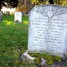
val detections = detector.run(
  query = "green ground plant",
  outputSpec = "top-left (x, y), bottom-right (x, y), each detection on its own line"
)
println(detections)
top-left (30, 53), bottom-right (61, 65)
top-left (0, 14), bottom-right (62, 67)
top-left (0, 14), bottom-right (29, 67)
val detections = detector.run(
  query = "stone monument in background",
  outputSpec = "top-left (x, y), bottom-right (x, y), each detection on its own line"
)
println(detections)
top-left (14, 12), bottom-right (22, 23)
top-left (0, 11), bottom-right (3, 22)
top-left (28, 4), bottom-right (67, 57)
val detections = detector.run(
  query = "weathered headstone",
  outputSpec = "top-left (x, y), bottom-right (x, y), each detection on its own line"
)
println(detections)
top-left (14, 12), bottom-right (22, 23)
top-left (28, 4), bottom-right (67, 57)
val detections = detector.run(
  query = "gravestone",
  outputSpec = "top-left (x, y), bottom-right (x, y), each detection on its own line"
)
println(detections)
top-left (14, 12), bottom-right (22, 23)
top-left (28, 4), bottom-right (67, 57)
top-left (0, 11), bottom-right (3, 22)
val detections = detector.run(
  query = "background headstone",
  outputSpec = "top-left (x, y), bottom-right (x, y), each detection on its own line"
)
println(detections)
top-left (14, 12), bottom-right (22, 23)
top-left (28, 4), bottom-right (67, 57)
top-left (0, 11), bottom-right (3, 22)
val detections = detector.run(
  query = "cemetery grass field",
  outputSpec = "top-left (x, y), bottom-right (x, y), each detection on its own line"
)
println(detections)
top-left (0, 14), bottom-right (62, 67)
top-left (0, 14), bottom-right (31, 67)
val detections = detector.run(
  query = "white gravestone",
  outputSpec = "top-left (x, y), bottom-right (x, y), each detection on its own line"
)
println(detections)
top-left (14, 12), bottom-right (22, 23)
top-left (28, 4), bottom-right (67, 57)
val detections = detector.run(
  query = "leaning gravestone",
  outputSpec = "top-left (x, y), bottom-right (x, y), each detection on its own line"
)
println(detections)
top-left (28, 4), bottom-right (67, 57)
top-left (14, 12), bottom-right (22, 23)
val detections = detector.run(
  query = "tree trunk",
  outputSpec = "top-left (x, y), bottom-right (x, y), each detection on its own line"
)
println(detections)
top-left (24, 0), bottom-right (27, 13)
top-left (49, 0), bottom-right (54, 4)
top-left (16, 0), bottom-right (28, 13)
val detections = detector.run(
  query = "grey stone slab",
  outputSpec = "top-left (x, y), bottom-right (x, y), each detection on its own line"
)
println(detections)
top-left (28, 4), bottom-right (67, 57)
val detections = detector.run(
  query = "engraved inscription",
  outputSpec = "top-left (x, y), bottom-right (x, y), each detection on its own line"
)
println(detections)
top-left (28, 5), bottom-right (67, 56)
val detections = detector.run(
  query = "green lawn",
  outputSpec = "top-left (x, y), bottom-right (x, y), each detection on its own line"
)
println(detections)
top-left (0, 15), bottom-right (62, 67)
top-left (0, 14), bottom-right (29, 67)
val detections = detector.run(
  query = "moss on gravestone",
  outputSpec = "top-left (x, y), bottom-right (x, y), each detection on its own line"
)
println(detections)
top-left (34, 57), bottom-right (41, 65)
top-left (29, 53), bottom-right (62, 65)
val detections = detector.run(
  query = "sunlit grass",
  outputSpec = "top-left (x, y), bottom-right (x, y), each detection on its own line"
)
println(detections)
top-left (3, 20), bottom-right (14, 25)
top-left (23, 20), bottom-right (29, 25)
top-left (0, 14), bottom-right (29, 66)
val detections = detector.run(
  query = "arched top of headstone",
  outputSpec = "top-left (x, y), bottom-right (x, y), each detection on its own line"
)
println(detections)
top-left (30, 4), bottom-right (67, 18)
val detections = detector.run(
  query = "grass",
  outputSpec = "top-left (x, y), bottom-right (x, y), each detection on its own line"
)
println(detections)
top-left (0, 14), bottom-right (30, 67)
top-left (0, 14), bottom-right (61, 67)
